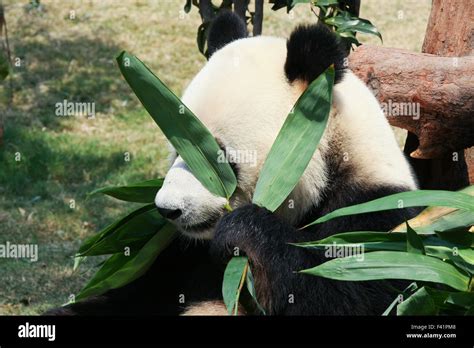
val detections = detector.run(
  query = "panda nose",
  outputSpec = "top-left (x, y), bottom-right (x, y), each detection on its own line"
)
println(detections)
top-left (157, 207), bottom-right (182, 220)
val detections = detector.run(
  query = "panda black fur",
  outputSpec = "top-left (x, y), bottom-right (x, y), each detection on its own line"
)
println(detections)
top-left (45, 12), bottom-right (419, 316)
top-left (285, 23), bottom-right (347, 84)
top-left (207, 10), bottom-right (248, 57)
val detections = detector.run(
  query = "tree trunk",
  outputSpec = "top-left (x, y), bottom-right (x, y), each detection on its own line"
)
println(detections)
top-left (407, 0), bottom-right (472, 190)
top-left (422, 0), bottom-right (473, 56)
top-left (198, 0), bottom-right (214, 23)
top-left (253, 0), bottom-right (264, 36)
top-left (233, 0), bottom-right (249, 23)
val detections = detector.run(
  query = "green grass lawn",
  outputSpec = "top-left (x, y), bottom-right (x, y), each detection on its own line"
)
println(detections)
top-left (0, 0), bottom-right (430, 315)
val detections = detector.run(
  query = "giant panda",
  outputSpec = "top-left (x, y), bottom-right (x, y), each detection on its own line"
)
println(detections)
top-left (47, 11), bottom-right (419, 316)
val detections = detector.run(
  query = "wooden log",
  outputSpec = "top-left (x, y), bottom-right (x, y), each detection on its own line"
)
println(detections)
top-left (349, 45), bottom-right (474, 159)
top-left (349, 0), bottom-right (473, 189)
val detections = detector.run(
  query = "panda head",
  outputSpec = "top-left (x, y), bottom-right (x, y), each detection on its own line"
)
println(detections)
top-left (155, 12), bottom-right (347, 239)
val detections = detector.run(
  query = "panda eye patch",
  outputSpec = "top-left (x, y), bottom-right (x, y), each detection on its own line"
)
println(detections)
top-left (215, 138), bottom-right (239, 178)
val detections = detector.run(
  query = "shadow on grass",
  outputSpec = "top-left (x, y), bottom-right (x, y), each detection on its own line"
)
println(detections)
top-left (0, 10), bottom-right (162, 315)
top-left (0, 125), bottom-right (127, 200)
top-left (6, 34), bottom-right (130, 129)
top-left (0, 241), bottom-right (107, 315)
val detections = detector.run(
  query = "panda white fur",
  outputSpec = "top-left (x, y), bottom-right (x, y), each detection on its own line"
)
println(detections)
top-left (47, 12), bottom-right (418, 316)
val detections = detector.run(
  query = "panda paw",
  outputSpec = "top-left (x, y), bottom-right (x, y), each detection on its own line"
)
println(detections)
top-left (210, 203), bottom-right (291, 264)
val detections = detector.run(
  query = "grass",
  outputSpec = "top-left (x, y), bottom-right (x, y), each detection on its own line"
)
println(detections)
top-left (0, 0), bottom-right (431, 315)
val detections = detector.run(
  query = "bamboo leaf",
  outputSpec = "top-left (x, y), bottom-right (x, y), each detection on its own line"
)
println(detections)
top-left (89, 179), bottom-right (164, 203)
top-left (184, 0), bottom-right (192, 13)
top-left (300, 251), bottom-right (471, 291)
top-left (294, 229), bottom-right (471, 252)
top-left (305, 190), bottom-right (474, 228)
top-left (76, 223), bottom-right (176, 301)
top-left (290, 0), bottom-right (312, 6)
top-left (397, 287), bottom-right (439, 315)
top-left (222, 256), bottom-right (248, 315)
top-left (435, 227), bottom-right (473, 247)
top-left (246, 265), bottom-right (266, 315)
top-left (397, 286), bottom-right (474, 315)
top-left (253, 66), bottom-right (334, 212)
top-left (81, 210), bottom-right (166, 256)
top-left (293, 231), bottom-right (407, 252)
top-left (394, 209), bottom-right (474, 234)
top-left (406, 223), bottom-right (425, 255)
top-left (391, 186), bottom-right (474, 233)
top-left (116, 51), bottom-right (236, 199)
top-left (295, 231), bottom-right (474, 274)
top-left (325, 13), bottom-right (382, 42)
top-left (78, 204), bottom-right (164, 256)
top-left (382, 282), bottom-right (418, 316)
top-left (314, 0), bottom-right (339, 6)
top-left (412, 210), bottom-right (474, 235)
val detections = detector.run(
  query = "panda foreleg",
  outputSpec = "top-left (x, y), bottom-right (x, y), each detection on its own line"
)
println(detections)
top-left (210, 203), bottom-right (329, 315)
top-left (210, 203), bottom-right (401, 315)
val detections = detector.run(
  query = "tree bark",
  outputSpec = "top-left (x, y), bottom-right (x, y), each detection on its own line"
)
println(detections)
top-left (422, 0), bottom-right (473, 56)
top-left (350, 0), bottom-right (473, 190)
top-left (411, 0), bottom-right (473, 189)
top-left (349, 46), bottom-right (474, 159)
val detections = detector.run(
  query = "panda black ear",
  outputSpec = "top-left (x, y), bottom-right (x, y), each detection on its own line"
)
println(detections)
top-left (284, 23), bottom-right (347, 84)
top-left (207, 11), bottom-right (248, 58)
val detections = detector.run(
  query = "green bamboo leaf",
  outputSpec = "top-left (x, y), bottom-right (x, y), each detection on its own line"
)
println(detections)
top-left (325, 13), bottom-right (382, 42)
top-left (314, 0), bottom-right (339, 6)
top-left (293, 231), bottom-right (407, 252)
top-left (391, 186), bottom-right (474, 234)
top-left (89, 179), bottom-right (164, 203)
top-left (448, 251), bottom-right (474, 275)
top-left (414, 210), bottom-right (474, 235)
top-left (397, 287), bottom-right (439, 315)
top-left (290, 0), bottom-right (311, 6)
top-left (253, 66), bottom-right (334, 212)
top-left (466, 306), bottom-right (474, 315)
top-left (78, 204), bottom-right (162, 256)
top-left (305, 190), bottom-right (474, 228)
top-left (392, 208), bottom-right (474, 234)
top-left (397, 286), bottom-right (474, 315)
top-left (81, 209), bottom-right (166, 256)
top-left (116, 51), bottom-right (236, 199)
top-left (435, 227), bottom-right (473, 247)
top-left (406, 223), bottom-right (425, 255)
top-left (293, 230), bottom-right (473, 265)
top-left (300, 251), bottom-right (470, 291)
top-left (222, 256), bottom-right (248, 315)
top-left (76, 223), bottom-right (176, 301)
top-left (458, 249), bottom-right (474, 266)
top-left (336, 31), bottom-right (361, 46)
top-left (184, 0), bottom-right (192, 13)
top-left (382, 282), bottom-right (418, 316)
top-left (246, 265), bottom-right (266, 315)
top-left (446, 291), bottom-right (474, 309)
top-left (197, 22), bottom-right (211, 58)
